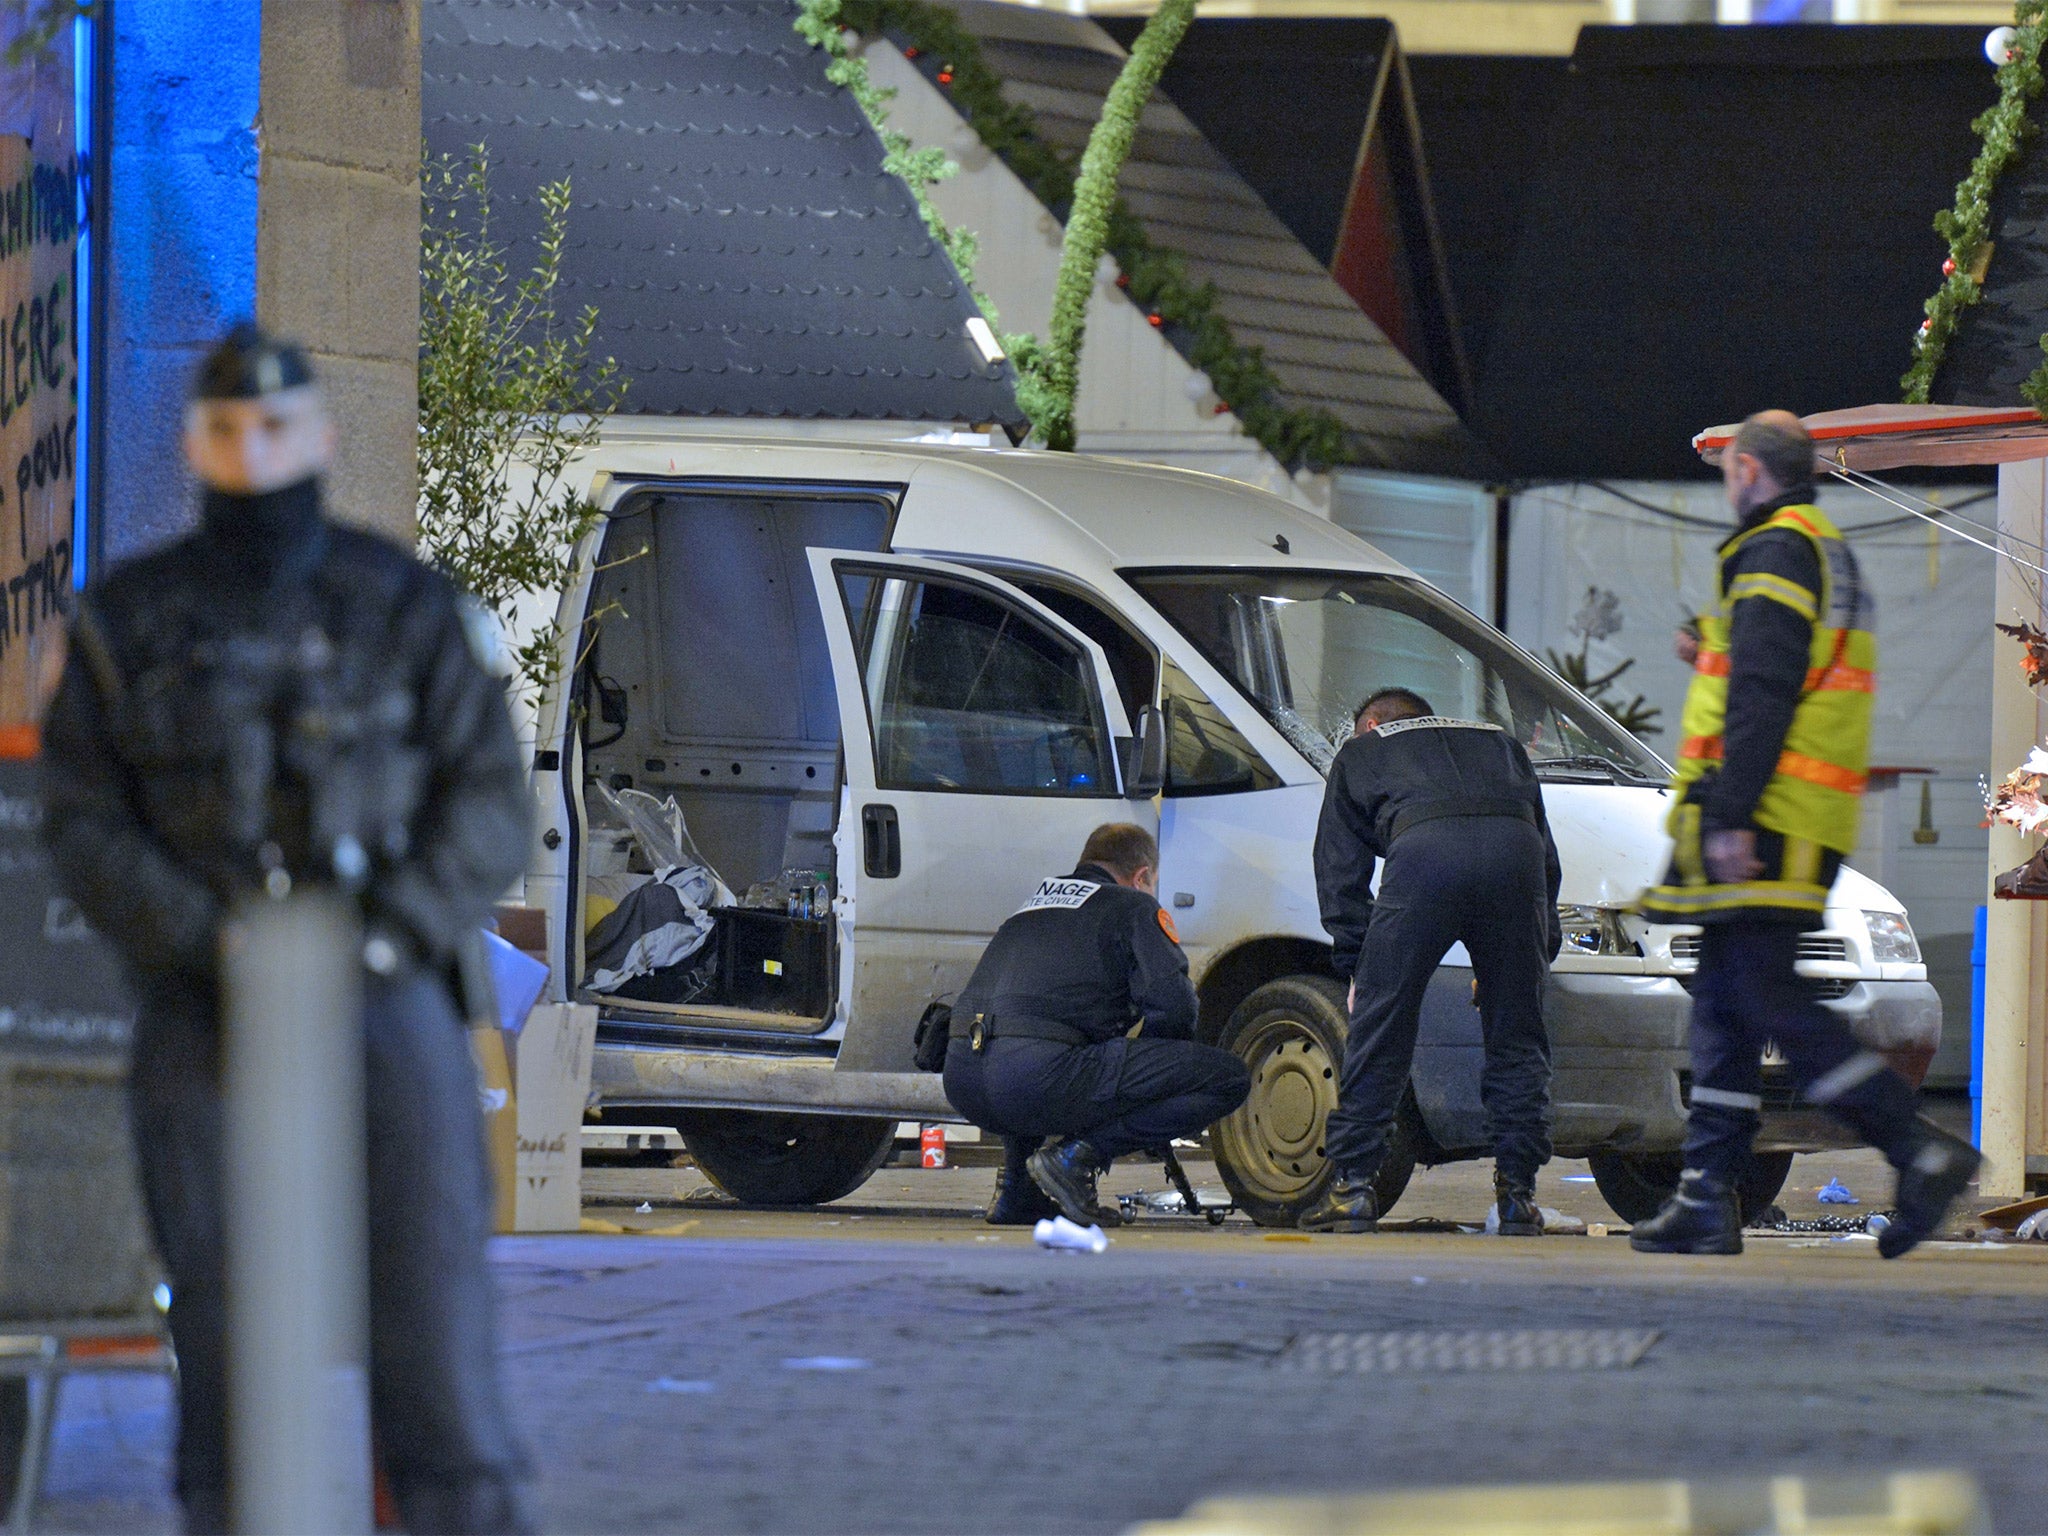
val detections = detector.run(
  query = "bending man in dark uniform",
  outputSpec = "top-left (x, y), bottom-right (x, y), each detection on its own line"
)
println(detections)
top-left (1305, 689), bottom-right (1563, 1235)
top-left (40, 327), bottom-right (533, 1532)
top-left (944, 823), bottom-right (1250, 1228)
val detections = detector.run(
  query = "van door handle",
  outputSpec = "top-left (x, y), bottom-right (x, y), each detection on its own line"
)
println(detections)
top-left (862, 804), bottom-right (901, 878)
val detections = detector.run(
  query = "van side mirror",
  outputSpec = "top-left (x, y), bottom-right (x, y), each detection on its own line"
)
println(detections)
top-left (1121, 705), bottom-right (1166, 798)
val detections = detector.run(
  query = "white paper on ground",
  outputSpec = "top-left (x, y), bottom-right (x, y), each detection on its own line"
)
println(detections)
top-left (1033, 1216), bottom-right (1109, 1253)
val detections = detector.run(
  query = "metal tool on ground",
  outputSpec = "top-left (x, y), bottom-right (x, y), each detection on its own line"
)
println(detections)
top-left (1158, 1147), bottom-right (1230, 1226)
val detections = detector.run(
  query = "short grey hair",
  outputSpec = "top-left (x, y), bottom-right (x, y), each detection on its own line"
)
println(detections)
top-left (1733, 413), bottom-right (1815, 494)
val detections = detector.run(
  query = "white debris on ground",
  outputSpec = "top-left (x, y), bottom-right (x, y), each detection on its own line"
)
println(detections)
top-left (1033, 1216), bottom-right (1109, 1253)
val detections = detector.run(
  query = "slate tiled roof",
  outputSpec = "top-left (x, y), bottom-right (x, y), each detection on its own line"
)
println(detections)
top-left (423, 0), bottom-right (1023, 427)
top-left (1099, 16), bottom-right (1471, 416)
top-left (936, 3), bottom-right (1490, 479)
top-left (1101, 17), bottom-right (1389, 268)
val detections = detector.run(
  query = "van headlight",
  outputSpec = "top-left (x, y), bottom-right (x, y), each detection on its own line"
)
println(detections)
top-left (1557, 905), bottom-right (1639, 957)
top-left (1864, 910), bottom-right (1921, 963)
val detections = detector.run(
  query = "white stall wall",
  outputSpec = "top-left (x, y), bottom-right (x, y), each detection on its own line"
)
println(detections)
top-left (1505, 479), bottom-right (1996, 1085)
top-left (1333, 472), bottom-right (1497, 617)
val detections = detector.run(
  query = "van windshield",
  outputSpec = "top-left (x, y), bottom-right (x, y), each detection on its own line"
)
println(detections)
top-left (1124, 569), bottom-right (1668, 784)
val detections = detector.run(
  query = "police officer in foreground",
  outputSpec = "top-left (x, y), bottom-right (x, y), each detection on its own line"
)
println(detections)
top-left (1304, 688), bottom-right (1563, 1235)
top-left (1636, 410), bottom-right (1979, 1258)
top-left (944, 823), bottom-right (1250, 1228)
top-left (40, 327), bottom-right (534, 1532)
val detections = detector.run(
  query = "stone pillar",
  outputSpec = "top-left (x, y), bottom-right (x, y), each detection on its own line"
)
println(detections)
top-left (1980, 457), bottom-right (2047, 1199)
top-left (256, 0), bottom-right (420, 541)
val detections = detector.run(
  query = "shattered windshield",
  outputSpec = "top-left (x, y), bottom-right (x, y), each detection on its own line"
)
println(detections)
top-left (1125, 569), bottom-right (1668, 783)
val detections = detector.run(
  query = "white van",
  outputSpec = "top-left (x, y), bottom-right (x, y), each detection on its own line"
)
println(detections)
top-left (524, 422), bottom-right (1941, 1227)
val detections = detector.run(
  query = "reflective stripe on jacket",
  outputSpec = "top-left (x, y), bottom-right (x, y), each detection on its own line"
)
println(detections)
top-left (1641, 502), bottom-right (1873, 924)
top-left (1669, 502), bottom-right (1874, 853)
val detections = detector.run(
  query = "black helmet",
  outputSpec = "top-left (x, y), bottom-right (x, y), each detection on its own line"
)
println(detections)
top-left (192, 322), bottom-right (315, 401)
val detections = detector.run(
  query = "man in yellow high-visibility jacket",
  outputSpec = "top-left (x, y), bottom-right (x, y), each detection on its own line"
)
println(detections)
top-left (1636, 411), bottom-right (1978, 1259)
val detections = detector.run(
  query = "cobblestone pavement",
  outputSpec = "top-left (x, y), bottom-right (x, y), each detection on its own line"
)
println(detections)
top-left (33, 1135), bottom-right (2048, 1534)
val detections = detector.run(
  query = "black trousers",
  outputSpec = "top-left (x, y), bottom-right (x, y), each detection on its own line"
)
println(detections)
top-left (944, 1033), bottom-right (1249, 1160)
top-left (128, 971), bottom-right (531, 1536)
top-left (1326, 816), bottom-right (1554, 1182)
top-left (1683, 921), bottom-right (1920, 1181)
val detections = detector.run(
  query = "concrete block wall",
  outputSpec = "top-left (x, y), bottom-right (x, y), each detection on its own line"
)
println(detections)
top-left (257, 0), bottom-right (419, 542)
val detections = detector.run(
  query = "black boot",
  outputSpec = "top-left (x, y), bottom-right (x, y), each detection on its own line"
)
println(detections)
top-left (986, 1163), bottom-right (1062, 1226)
top-left (1878, 1121), bottom-right (1982, 1259)
top-left (1027, 1139), bottom-right (1121, 1229)
top-left (1494, 1169), bottom-right (1542, 1236)
top-left (1298, 1168), bottom-right (1380, 1233)
top-left (1629, 1169), bottom-right (1743, 1255)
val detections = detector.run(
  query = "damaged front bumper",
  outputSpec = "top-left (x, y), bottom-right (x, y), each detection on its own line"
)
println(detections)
top-left (1537, 971), bottom-right (1943, 1159)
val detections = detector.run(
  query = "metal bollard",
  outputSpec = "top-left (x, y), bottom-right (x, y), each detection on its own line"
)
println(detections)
top-left (221, 891), bottom-right (372, 1536)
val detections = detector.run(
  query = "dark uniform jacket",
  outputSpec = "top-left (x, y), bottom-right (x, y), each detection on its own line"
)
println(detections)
top-left (1315, 717), bottom-right (1563, 975)
top-left (1698, 493), bottom-right (1829, 835)
top-left (40, 488), bottom-right (533, 987)
top-left (953, 862), bottom-right (1198, 1047)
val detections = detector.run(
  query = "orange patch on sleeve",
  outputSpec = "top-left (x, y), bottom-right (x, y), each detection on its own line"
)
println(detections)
top-left (1157, 908), bottom-right (1181, 944)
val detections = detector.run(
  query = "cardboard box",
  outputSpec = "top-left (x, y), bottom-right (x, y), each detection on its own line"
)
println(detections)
top-left (512, 1003), bottom-right (597, 1232)
top-left (492, 904), bottom-right (550, 965)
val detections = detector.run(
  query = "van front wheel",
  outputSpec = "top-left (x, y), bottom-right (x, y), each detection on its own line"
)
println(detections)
top-left (1210, 974), bottom-right (1417, 1228)
top-left (673, 1110), bottom-right (896, 1206)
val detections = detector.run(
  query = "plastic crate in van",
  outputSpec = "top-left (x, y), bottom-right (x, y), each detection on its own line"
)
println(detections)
top-left (715, 909), bottom-right (832, 1017)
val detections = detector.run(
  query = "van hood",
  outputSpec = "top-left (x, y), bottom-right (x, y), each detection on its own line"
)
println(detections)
top-left (1541, 782), bottom-right (1907, 916)
top-left (1829, 861), bottom-right (1904, 916)
top-left (1542, 782), bottom-right (1674, 908)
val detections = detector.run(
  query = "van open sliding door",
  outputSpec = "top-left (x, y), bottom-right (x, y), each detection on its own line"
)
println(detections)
top-left (805, 549), bottom-right (1157, 1073)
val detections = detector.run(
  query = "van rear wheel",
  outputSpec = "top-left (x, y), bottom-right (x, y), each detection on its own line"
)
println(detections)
top-left (1585, 1149), bottom-right (1794, 1225)
top-left (1210, 974), bottom-right (1417, 1228)
top-left (673, 1110), bottom-right (896, 1206)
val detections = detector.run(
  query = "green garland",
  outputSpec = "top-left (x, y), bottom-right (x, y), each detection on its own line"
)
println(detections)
top-left (805, 0), bottom-right (1359, 468)
top-left (1902, 0), bottom-right (2047, 406)
top-left (793, 0), bottom-right (995, 324)
top-left (1036, 0), bottom-right (1194, 451)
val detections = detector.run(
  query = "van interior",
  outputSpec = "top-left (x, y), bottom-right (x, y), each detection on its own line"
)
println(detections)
top-left (573, 486), bottom-right (893, 1034)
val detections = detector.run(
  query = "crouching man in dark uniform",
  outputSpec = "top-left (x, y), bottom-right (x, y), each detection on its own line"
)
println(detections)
top-left (944, 823), bottom-right (1250, 1227)
top-left (1304, 689), bottom-right (1563, 1235)
top-left (39, 327), bottom-right (534, 1533)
